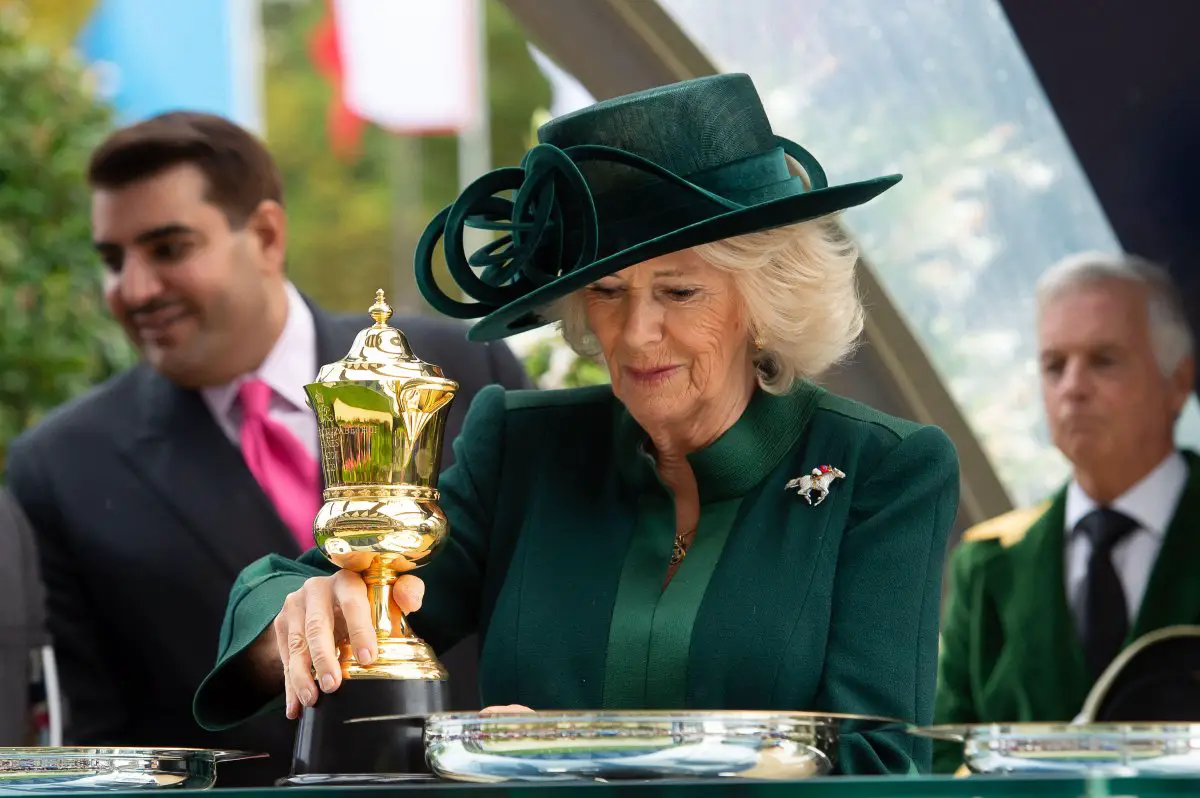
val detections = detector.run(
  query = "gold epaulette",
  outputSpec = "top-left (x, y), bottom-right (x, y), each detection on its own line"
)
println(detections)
top-left (960, 500), bottom-right (1051, 548)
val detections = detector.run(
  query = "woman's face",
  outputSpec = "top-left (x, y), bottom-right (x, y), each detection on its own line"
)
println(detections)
top-left (583, 249), bottom-right (756, 431)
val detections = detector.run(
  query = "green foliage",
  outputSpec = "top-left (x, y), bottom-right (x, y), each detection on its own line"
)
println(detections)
top-left (560, 356), bottom-right (609, 389)
top-left (260, 0), bottom-right (551, 316)
top-left (0, 4), bottom-right (134, 473)
top-left (520, 338), bottom-right (610, 390)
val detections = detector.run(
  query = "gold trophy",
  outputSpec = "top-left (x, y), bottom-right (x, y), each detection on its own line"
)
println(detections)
top-left (291, 290), bottom-right (458, 780)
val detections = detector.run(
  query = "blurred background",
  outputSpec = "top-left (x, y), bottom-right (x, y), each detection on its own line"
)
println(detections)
top-left (4, 0), bottom-right (1200, 535)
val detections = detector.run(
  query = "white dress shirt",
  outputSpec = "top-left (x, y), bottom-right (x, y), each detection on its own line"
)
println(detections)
top-left (1063, 450), bottom-right (1187, 632)
top-left (200, 281), bottom-right (319, 459)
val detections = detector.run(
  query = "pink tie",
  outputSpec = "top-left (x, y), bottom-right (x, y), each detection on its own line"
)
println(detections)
top-left (238, 379), bottom-right (321, 550)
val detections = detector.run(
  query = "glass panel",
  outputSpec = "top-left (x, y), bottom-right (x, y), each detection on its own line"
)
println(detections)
top-left (658, 0), bottom-right (1200, 506)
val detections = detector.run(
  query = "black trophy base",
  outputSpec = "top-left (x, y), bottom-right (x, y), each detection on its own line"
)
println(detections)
top-left (287, 678), bottom-right (448, 785)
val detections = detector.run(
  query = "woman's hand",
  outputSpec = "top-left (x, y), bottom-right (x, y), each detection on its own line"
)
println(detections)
top-left (265, 571), bottom-right (426, 719)
top-left (480, 704), bottom-right (535, 715)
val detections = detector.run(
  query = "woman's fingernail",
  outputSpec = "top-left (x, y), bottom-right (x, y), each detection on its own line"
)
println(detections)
top-left (320, 674), bottom-right (336, 693)
top-left (357, 648), bottom-right (374, 666)
top-left (299, 688), bottom-right (314, 706)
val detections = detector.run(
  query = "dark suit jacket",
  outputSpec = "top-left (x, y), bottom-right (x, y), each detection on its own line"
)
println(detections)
top-left (0, 489), bottom-right (49, 745)
top-left (3, 304), bottom-right (530, 786)
top-left (932, 451), bottom-right (1200, 772)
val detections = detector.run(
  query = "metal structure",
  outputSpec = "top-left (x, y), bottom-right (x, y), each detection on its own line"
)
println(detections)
top-left (998, 0), bottom-right (1200, 393)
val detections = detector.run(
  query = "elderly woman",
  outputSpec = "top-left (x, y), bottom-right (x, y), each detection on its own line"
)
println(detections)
top-left (193, 74), bottom-right (960, 775)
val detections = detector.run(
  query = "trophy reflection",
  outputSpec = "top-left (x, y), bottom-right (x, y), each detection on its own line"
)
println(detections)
top-left (291, 289), bottom-right (458, 779)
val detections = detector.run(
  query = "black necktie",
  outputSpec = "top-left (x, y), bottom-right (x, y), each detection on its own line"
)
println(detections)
top-left (1077, 508), bottom-right (1140, 678)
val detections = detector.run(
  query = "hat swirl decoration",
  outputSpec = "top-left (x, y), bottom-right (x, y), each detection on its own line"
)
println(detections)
top-left (412, 74), bottom-right (900, 341)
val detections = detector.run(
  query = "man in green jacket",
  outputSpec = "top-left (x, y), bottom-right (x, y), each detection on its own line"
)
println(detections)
top-left (933, 252), bottom-right (1200, 772)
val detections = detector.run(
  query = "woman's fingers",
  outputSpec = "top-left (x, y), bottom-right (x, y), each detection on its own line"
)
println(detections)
top-left (391, 574), bottom-right (426, 614)
top-left (303, 578), bottom-right (342, 696)
top-left (332, 570), bottom-right (376, 676)
top-left (274, 572), bottom-right (429, 721)
top-left (272, 604), bottom-right (299, 720)
top-left (480, 704), bottom-right (536, 715)
top-left (281, 590), bottom-right (318, 714)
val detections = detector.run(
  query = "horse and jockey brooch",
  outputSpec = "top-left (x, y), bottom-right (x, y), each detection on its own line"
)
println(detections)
top-left (785, 465), bottom-right (845, 506)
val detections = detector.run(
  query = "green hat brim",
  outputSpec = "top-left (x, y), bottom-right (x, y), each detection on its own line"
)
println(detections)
top-left (465, 173), bottom-right (901, 342)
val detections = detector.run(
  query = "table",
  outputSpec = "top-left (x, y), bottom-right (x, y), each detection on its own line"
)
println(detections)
top-left (38, 774), bottom-right (1200, 798)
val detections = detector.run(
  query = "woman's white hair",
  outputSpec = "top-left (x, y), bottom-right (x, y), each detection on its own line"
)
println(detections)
top-left (543, 155), bottom-right (864, 394)
top-left (1036, 251), bottom-right (1194, 377)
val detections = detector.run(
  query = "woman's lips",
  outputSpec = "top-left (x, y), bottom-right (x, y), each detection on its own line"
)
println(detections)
top-left (623, 365), bottom-right (680, 384)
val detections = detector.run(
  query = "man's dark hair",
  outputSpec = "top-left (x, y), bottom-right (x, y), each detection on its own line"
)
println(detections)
top-left (87, 111), bottom-right (283, 228)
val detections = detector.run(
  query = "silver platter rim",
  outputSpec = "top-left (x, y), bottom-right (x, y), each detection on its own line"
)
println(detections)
top-left (349, 709), bottom-right (908, 728)
top-left (419, 710), bottom-right (886, 783)
top-left (911, 722), bottom-right (1200, 742)
top-left (0, 747), bottom-right (265, 763)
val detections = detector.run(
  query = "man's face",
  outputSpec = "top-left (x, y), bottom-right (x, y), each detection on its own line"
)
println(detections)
top-left (1038, 280), bottom-right (1193, 472)
top-left (92, 163), bottom-right (286, 388)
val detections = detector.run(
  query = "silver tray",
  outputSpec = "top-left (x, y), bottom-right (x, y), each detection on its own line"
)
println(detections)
top-left (0, 748), bottom-right (264, 792)
top-left (418, 710), bottom-right (905, 783)
top-left (913, 723), bottom-right (1200, 775)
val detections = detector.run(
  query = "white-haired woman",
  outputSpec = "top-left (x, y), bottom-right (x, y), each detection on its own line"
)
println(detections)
top-left (194, 74), bottom-right (960, 776)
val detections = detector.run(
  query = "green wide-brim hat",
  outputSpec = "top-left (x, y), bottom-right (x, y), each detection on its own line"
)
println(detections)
top-left (414, 72), bottom-right (901, 342)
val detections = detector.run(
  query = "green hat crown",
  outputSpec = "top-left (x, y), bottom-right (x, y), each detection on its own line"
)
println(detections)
top-left (414, 73), bottom-right (900, 339)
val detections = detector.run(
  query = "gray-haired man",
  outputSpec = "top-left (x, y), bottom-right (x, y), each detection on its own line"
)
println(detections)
top-left (933, 252), bottom-right (1200, 772)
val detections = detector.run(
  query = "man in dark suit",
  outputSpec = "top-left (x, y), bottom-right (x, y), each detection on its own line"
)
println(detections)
top-left (3, 112), bottom-right (529, 786)
top-left (933, 252), bottom-right (1200, 773)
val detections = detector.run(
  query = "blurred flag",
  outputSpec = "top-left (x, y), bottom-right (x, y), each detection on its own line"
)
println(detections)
top-left (311, 0), bottom-right (477, 158)
top-left (76, 0), bottom-right (263, 133)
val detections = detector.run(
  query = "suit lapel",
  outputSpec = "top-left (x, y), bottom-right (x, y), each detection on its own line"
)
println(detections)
top-left (113, 302), bottom-right (358, 579)
top-left (118, 367), bottom-right (301, 577)
top-left (1003, 492), bottom-right (1092, 716)
top-left (1132, 450), bottom-right (1200, 637)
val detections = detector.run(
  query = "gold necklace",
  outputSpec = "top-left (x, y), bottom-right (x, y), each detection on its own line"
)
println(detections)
top-left (670, 528), bottom-right (696, 566)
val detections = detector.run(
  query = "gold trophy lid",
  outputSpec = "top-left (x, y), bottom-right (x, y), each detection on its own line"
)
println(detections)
top-left (313, 289), bottom-right (458, 386)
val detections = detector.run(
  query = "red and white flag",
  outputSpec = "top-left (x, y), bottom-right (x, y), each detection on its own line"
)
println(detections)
top-left (311, 0), bottom-right (478, 157)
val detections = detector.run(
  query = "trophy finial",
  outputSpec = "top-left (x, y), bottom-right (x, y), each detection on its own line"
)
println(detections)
top-left (369, 289), bottom-right (392, 326)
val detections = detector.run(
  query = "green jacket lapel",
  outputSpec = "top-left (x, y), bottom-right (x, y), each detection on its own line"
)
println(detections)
top-left (1000, 490), bottom-right (1092, 717)
top-left (1131, 450), bottom-right (1200, 638)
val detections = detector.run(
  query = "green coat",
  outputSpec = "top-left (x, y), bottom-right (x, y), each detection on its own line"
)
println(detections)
top-left (194, 381), bottom-right (960, 775)
top-left (932, 451), bottom-right (1200, 773)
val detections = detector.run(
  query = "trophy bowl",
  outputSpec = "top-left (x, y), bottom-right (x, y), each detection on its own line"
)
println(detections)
top-left (313, 488), bottom-right (447, 575)
top-left (421, 710), bottom-right (909, 783)
top-left (343, 710), bottom-right (910, 783)
top-left (0, 748), bottom-right (262, 793)
top-left (913, 722), bottom-right (1200, 776)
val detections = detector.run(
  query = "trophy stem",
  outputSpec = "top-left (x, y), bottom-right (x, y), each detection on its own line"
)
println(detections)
top-left (363, 560), bottom-right (410, 641)
top-left (342, 559), bottom-right (447, 681)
